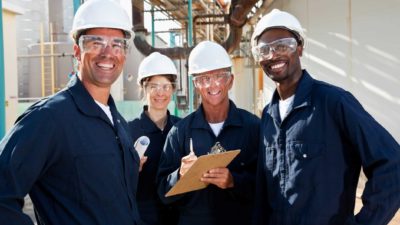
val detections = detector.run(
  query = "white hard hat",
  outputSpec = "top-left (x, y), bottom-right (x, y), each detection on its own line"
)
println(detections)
top-left (188, 41), bottom-right (232, 75)
top-left (137, 52), bottom-right (178, 85)
top-left (71, 0), bottom-right (134, 41)
top-left (251, 9), bottom-right (304, 46)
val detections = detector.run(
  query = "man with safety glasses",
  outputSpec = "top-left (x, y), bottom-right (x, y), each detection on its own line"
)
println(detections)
top-left (0, 0), bottom-right (142, 224)
top-left (157, 41), bottom-right (260, 225)
top-left (252, 9), bottom-right (400, 225)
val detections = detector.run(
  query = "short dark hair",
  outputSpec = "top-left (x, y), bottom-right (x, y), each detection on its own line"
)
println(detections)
top-left (74, 30), bottom-right (87, 45)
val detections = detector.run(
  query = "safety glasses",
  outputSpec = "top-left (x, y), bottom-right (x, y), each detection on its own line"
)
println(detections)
top-left (192, 71), bottom-right (231, 88)
top-left (252, 37), bottom-right (298, 62)
top-left (144, 82), bottom-right (175, 94)
top-left (78, 35), bottom-right (130, 56)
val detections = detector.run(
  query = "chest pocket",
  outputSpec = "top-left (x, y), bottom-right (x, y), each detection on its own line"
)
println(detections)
top-left (288, 142), bottom-right (326, 163)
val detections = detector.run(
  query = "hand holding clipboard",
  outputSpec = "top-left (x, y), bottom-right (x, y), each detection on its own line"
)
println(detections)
top-left (166, 139), bottom-right (240, 197)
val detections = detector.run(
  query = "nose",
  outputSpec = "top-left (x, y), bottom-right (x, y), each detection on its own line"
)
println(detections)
top-left (268, 48), bottom-right (279, 60)
top-left (258, 52), bottom-right (274, 63)
top-left (208, 76), bottom-right (223, 88)
top-left (155, 86), bottom-right (164, 93)
top-left (100, 44), bottom-right (114, 56)
top-left (266, 49), bottom-right (280, 60)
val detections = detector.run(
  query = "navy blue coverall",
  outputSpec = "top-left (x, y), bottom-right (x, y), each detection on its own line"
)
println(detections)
top-left (0, 76), bottom-right (142, 225)
top-left (128, 106), bottom-right (180, 225)
top-left (157, 101), bottom-right (260, 225)
top-left (255, 70), bottom-right (400, 225)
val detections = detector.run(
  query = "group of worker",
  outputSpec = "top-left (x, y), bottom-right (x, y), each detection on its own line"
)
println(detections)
top-left (0, 0), bottom-right (399, 225)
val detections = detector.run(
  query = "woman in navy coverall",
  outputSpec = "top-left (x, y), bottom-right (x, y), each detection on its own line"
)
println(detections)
top-left (128, 52), bottom-right (180, 225)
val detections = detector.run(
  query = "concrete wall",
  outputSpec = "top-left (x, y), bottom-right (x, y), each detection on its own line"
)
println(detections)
top-left (261, 0), bottom-right (400, 142)
top-left (231, 57), bottom-right (256, 113)
top-left (3, 2), bottom-right (24, 131)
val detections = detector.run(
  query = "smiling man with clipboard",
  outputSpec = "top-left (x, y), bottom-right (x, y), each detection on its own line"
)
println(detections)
top-left (156, 41), bottom-right (260, 225)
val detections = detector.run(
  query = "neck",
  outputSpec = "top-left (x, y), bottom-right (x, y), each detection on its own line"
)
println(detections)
top-left (276, 70), bottom-right (303, 100)
top-left (276, 82), bottom-right (297, 100)
top-left (203, 100), bottom-right (229, 123)
top-left (147, 107), bottom-right (168, 130)
top-left (79, 75), bottom-right (111, 105)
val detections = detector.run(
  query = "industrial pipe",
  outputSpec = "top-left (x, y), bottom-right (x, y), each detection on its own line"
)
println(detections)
top-left (133, 0), bottom-right (258, 58)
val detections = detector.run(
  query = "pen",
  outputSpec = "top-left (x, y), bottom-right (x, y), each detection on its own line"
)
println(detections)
top-left (190, 138), bottom-right (195, 155)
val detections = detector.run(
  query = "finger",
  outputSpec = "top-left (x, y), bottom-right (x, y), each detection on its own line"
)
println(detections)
top-left (181, 156), bottom-right (197, 163)
top-left (202, 173), bottom-right (212, 178)
top-left (200, 177), bottom-right (229, 188)
top-left (208, 167), bottom-right (227, 174)
top-left (140, 156), bottom-right (148, 163)
top-left (200, 177), bottom-right (224, 184)
top-left (203, 170), bottom-right (234, 187)
top-left (203, 170), bottom-right (229, 180)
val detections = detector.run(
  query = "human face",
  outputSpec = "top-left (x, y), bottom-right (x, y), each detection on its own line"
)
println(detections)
top-left (144, 75), bottom-right (175, 111)
top-left (193, 68), bottom-right (233, 107)
top-left (74, 28), bottom-right (127, 88)
top-left (257, 29), bottom-right (303, 84)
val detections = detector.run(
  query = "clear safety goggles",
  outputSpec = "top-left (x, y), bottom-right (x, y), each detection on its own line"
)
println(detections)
top-left (144, 82), bottom-right (175, 94)
top-left (78, 35), bottom-right (130, 56)
top-left (192, 71), bottom-right (231, 88)
top-left (252, 37), bottom-right (298, 62)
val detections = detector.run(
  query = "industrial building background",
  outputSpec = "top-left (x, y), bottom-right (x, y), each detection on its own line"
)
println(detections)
top-left (1, 0), bottom-right (399, 224)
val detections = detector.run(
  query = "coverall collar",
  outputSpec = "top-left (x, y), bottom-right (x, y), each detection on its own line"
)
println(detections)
top-left (191, 100), bottom-right (243, 130)
top-left (268, 70), bottom-right (313, 122)
top-left (67, 75), bottom-right (117, 125)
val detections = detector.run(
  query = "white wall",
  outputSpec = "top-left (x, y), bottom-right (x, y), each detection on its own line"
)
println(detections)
top-left (231, 57), bottom-right (255, 112)
top-left (262, 0), bottom-right (400, 142)
top-left (3, 2), bottom-right (24, 131)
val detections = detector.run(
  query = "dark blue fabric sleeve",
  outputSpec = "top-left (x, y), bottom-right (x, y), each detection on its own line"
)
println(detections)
top-left (336, 91), bottom-right (400, 225)
top-left (156, 126), bottom-right (186, 204)
top-left (0, 107), bottom-right (59, 225)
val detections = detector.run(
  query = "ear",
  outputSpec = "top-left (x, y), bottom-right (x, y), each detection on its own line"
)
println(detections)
top-left (297, 45), bottom-right (303, 57)
top-left (228, 74), bottom-right (234, 90)
top-left (73, 44), bottom-right (81, 61)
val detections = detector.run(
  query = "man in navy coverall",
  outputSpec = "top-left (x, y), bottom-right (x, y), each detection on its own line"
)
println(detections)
top-left (0, 0), bottom-right (142, 224)
top-left (157, 41), bottom-right (260, 225)
top-left (252, 9), bottom-right (400, 225)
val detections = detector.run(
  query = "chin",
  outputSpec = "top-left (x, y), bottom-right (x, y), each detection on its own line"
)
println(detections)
top-left (152, 102), bottom-right (168, 110)
top-left (267, 73), bottom-right (286, 82)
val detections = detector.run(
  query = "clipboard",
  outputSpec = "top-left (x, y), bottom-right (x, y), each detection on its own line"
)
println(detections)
top-left (165, 149), bottom-right (241, 197)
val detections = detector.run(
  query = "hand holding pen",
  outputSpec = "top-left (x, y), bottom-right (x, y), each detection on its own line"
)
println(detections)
top-left (180, 138), bottom-right (198, 177)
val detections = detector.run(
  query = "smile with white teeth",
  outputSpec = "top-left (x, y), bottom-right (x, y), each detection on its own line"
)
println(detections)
top-left (96, 63), bottom-right (114, 70)
top-left (208, 90), bottom-right (221, 96)
top-left (154, 98), bottom-right (166, 102)
top-left (270, 62), bottom-right (285, 70)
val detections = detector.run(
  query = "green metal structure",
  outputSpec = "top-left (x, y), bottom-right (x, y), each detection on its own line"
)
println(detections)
top-left (151, 5), bottom-right (155, 47)
top-left (187, 0), bottom-right (194, 113)
top-left (0, 1), bottom-right (6, 138)
top-left (73, 0), bottom-right (81, 14)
